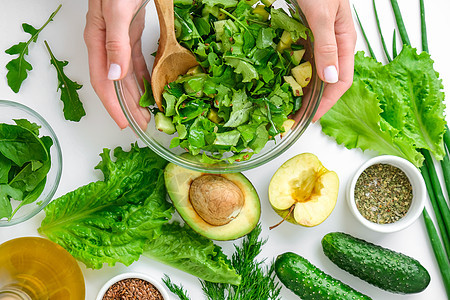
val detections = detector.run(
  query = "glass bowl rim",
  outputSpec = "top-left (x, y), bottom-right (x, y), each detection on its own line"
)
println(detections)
top-left (0, 100), bottom-right (63, 227)
top-left (116, 0), bottom-right (324, 173)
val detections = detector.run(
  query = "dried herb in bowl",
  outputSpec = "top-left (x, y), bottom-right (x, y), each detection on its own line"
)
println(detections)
top-left (354, 163), bottom-right (412, 224)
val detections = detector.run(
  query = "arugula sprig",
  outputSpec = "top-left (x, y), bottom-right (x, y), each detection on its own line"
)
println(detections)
top-left (44, 41), bottom-right (86, 122)
top-left (5, 5), bottom-right (61, 93)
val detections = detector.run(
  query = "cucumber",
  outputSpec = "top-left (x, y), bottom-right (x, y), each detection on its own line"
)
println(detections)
top-left (322, 232), bottom-right (431, 294)
top-left (275, 252), bottom-right (371, 300)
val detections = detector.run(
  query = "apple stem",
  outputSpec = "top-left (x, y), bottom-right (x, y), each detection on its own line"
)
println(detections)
top-left (269, 205), bottom-right (295, 230)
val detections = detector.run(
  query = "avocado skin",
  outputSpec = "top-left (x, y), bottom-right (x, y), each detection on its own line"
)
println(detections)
top-left (275, 252), bottom-right (371, 300)
top-left (322, 232), bottom-right (431, 294)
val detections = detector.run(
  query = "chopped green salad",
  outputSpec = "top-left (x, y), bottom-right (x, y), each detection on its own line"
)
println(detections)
top-left (143, 0), bottom-right (312, 163)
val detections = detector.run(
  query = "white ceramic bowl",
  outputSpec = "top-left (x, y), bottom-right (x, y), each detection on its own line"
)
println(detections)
top-left (96, 272), bottom-right (170, 300)
top-left (347, 155), bottom-right (426, 233)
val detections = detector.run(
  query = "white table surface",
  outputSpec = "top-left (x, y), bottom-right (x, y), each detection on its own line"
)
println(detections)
top-left (0, 0), bottom-right (449, 299)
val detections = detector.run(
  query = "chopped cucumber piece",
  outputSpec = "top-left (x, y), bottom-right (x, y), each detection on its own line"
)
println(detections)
top-left (261, 0), bottom-right (276, 7)
top-left (284, 76), bottom-right (303, 97)
top-left (291, 61), bottom-right (312, 88)
top-left (281, 119), bottom-right (295, 138)
top-left (285, 49), bottom-right (305, 65)
top-left (276, 31), bottom-right (292, 52)
top-left (155, 112), bottom-right (176, 135)
top-left (253, 5), bottom-right (269, 21)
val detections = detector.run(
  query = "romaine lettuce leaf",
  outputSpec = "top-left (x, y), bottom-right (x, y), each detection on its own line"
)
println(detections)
top-left (144, 222), bottom-right (241, 285)
top-left (39, 144), bottom-right (241, 285)
top-left (39, 145), bottom-right (173, 269)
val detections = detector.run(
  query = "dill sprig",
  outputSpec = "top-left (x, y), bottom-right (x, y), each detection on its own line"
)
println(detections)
top-left (162, 275), bottom-right (191, 300)
top-left (164, 224), bottom-right (281, 300)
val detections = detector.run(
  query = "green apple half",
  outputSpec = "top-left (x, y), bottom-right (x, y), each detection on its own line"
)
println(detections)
top-left (269, 153), bottom-right (339, 227)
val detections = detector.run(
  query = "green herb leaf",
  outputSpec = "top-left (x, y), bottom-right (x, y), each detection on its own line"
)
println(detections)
top-left (139, 77), bottom-right (155, 107)
top-left (44, 41), bottom-right (86, 122)
top-left (0, 185), bottom-right (23, 219)
top-left (0, 123), bottom-right (48, 167)
top-left (5, 5), bottom-right (61, 93)
top-left (270, 8), bottom-right (310, 42)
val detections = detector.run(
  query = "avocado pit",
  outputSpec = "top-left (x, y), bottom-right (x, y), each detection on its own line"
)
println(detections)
top-left (189, 175), bottom-right (244, 226)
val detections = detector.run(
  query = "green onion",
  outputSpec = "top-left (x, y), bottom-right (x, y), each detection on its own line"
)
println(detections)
top-left (440, 148), bottom-right (450, 205)
top-left (390, 0), bottom-right (411, 46)
top-left (422, 150), bottom-right (450, 238)
top-left (422, 208), bottom-right (450, 295)
top-left (420, 164), bottom-right (450, 259)
top-left (420, 0), bottom-right (428, 52)
top-left (353, 6), bottom-right (376, 60)
top-left (372, 0), bottom-right (392, 62)
top-left (392, 30), bottom-right (398, 58)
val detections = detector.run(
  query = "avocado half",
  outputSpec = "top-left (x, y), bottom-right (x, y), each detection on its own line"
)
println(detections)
top-left (164, 162), bottom-right (261, 241)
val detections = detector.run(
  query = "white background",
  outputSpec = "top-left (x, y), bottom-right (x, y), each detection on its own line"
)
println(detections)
top-left (0, 0), bottom-right (449, 299)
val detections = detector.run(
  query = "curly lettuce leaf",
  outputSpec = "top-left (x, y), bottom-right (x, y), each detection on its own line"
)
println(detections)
top-left (384, 46), bottom-right (446, 159)
top-left (39, 145), bottom-right (173, 269)
top-left (354, 48), bottom-right (445, 160)
top-left (320, 80), bottom-right (423, 166)
top-left (144, 222), bottom-right (241, 285)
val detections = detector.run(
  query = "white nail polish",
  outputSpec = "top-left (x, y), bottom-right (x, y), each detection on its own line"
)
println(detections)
top-left (108, 63), bottom-right (121, 80)
top-left (324, 65), bottom-right (338, 83)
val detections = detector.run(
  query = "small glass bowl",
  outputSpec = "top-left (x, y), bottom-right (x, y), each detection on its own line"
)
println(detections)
top-left (0, 100), bottom-right (62, 227)
top-left (96, 272), bottom-right (170, 300)
top-left (347, 155), bottom-right (426, 233)
top-left (115, 0), bottom-right (324, 173)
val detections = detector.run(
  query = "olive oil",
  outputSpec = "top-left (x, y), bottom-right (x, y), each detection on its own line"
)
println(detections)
top-left (0, 237), bottom-right (85, 300)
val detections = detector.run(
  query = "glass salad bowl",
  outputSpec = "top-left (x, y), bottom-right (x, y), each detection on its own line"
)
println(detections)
top-left (116, 0), bottom-right (323, 173)
top-left (0, 100), bottom-right (62, 227)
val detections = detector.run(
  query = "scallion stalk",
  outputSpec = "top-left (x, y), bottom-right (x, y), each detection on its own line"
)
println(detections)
top-left (353, 6), bottom-right (376, 60)
top-left (422, 150), bottom-right (450, 239)
top-left (420, 164), bottom-right (450, 259)
top-left (422, 209), bottom-right (450, 295)
top-left (372, 0), bottom-right (392, 62)
top-left (390, 0), bottom-right (411, 46)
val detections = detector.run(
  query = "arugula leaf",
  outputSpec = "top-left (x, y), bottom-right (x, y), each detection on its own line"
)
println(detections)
top-left (202, 0), bottom-right (238, 8)
top-left (44, 41), bottom-right (86, 122)
top-left (139, 77), bottom-right (155, 107)
top-left (224, 89), bottom-right (253, 127)
top-left (5, 5), bottom-right (61, 93)
top-left (270, 8), bottom-right (310, 42)
top-left (224, 57), bottom-right (259, 82)
top-left (13, 119), bottom-right (41, 136)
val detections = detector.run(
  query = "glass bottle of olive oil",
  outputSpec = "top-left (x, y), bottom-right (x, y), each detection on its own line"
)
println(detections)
top-left (0, 237), bottom-right (85, 300)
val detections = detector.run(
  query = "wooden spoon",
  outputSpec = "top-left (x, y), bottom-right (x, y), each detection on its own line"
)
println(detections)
top-left (151, 0), bottom-right (198, 111)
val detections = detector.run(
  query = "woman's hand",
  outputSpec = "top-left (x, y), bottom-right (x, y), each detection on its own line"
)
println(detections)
top-left (297, 0), bottom-right (357, 121)
top-left (84, 0), bottom-right (144, 129)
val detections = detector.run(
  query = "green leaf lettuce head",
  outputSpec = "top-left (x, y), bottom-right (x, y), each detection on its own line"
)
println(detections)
top-left (39, 144), bottom-right (240, 285)
top-left (321, 47), bottom-right (446, 167)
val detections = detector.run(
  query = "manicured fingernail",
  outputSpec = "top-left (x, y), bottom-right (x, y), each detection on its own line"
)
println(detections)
top-left (324, 65), bottom-right (338, 83)
top-left (108, 63), bottom-right (121, 80)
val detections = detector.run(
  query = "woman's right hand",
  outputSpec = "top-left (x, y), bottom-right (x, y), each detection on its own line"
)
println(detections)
top-left (297, 0), bottom-right (357, 121)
